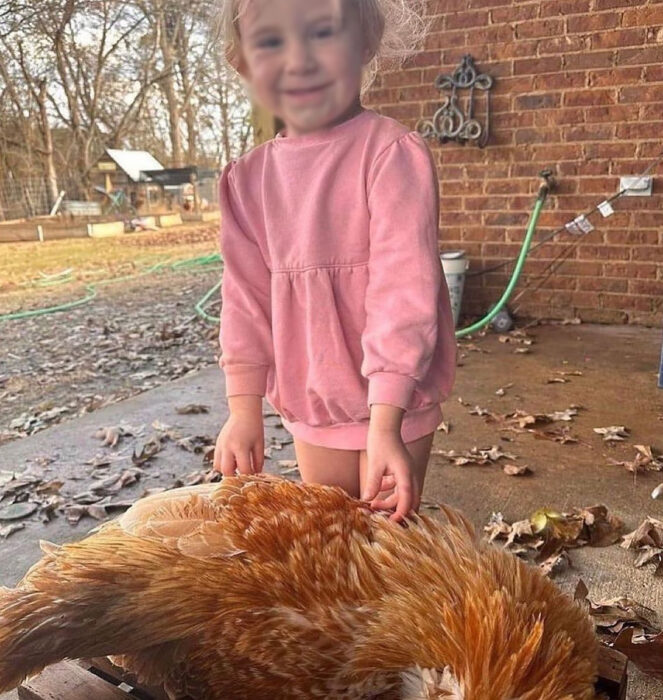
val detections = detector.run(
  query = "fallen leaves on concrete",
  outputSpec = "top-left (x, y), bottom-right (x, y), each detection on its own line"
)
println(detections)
top-left (484, 505), bottom-right (624, 577)
top-left (620, 516), bottom-right (663, 576)
top-left (0, 266), bottom-right (221, 445)
top-left (465, 402), bottom-right (583, 444)
top-left (574, 580), bottom-right (663, 681)
top-left (608, 445), bottom-right (663, 475)
top-left (433, 445), bottom-right (517, 467)
top-left (0, 415), bottom-right (227, 531)
top-left (575, 579), bottom-right (659, 638)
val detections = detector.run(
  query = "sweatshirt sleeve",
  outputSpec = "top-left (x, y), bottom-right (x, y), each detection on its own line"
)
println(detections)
top-left (361, 132), bottom-right (442, 410)
top-left (218, 160), bottom-right (273, 397)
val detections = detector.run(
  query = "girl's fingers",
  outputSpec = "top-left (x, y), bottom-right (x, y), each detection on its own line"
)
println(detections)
top-left (371, 492), bottom-right (399, 511)
top-left (380, 475), bottom-right (396, 491)
top-left (411, 485), bottom-right (422, 513)
top-left (391, 468), bottom-right (414, 522)
top-left (213, 444), bottom-right (222, 473)
top-left (252, 442), bottom-right (264, 474)
top-left (235, 451), bottom-right (254, 475)
top-left (362, 466), bottom-right (386, 502)
top-left (220, 450), bottom-right (237, 477)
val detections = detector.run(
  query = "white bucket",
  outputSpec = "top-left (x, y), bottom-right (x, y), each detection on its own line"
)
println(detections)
top-left (441, 250), bottom-right (469, 328)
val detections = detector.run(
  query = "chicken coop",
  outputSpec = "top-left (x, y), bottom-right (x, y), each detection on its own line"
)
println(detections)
top-left (90, 149), bottom-right (167, 215)
top-left (141, 166), bottom-right (220, 214)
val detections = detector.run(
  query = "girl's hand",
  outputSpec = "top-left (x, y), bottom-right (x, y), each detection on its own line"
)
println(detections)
top-left (363, 422), bottom-right (419, 523)
top-left (213, 396), bottom-right (264, 476)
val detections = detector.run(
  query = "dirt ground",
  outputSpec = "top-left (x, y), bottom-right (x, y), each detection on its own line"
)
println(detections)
top-left (1, 228), bottom-right (663, 698)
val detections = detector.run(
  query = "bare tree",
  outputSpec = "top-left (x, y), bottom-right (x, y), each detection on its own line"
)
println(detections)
top-left (0, 32), bottom-right (59, 205)
top-left (0, 0), bottom-right (251, 215)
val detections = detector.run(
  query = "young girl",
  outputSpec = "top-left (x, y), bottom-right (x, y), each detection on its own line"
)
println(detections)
top-left (213, 0), bottom-right (456, 521)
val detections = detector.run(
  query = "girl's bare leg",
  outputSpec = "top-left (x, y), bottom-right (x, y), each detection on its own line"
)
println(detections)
top-left (293, 438), bottom-right (361, 497)
top-left (359, 431), bottom-right (435, 511)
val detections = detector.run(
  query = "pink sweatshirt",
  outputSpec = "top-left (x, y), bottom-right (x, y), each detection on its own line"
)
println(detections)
top-left (219, 108), bottom-right (456, 449)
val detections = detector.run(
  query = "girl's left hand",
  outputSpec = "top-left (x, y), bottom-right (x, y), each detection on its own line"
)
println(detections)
top-left (363, 429), bottom-right (419, 522)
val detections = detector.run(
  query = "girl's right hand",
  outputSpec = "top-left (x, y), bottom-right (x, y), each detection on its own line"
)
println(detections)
top-left (213, 396), bottom-right (265, 476)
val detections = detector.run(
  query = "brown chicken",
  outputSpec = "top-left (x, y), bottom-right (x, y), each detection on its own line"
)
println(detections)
top-left (0, 474), bottom-right (598, 699)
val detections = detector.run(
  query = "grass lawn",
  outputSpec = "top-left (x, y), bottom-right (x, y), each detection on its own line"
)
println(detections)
top-left (0, 226), bottom-right (220, 312)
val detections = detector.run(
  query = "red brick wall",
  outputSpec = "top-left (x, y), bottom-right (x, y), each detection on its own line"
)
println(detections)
top-left (364, 0), bottom-right (663, 325)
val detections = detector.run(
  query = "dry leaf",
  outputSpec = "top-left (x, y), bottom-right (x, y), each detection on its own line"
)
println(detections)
top-left (469, 405), bottom-right (492, 417)
top-left (546, 408), bottom-right (579, 422)
top-left (0, 522), bottom-right (25, 538)
top-left (532, 426), bottom-right (579, 444)
top-left (277, 460), bottom-right (299, 475)
top-left (608, 445), bottom-right (663, 475)
top-left (94, 425), bottom-right (122, 447)
top-left (620, 517), bottom-right (663, 575)
top-left (613, 629), bottom-right (663, 681)
top-left (503, 463), bottom-right (532, 476)
top-left (176, 404), bottom-right (209, 414)
top-left (594, 426), bottom-right (630, 442)
top-left (575, 581), bottom-right (660, 638)
top-left (420, 500), bottom-right (441, 510)
top-left (176, 435), bottom-right (215, 453)
top-left (539, 551), bottom-right (569, 576)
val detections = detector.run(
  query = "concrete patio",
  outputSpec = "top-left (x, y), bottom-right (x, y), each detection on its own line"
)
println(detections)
top-left (1, 322), bottom-right (662, 699)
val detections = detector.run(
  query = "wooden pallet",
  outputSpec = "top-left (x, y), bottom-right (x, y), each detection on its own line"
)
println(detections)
top-left (18, 647), bottom-right (628, 699)
top-left (18, 658), bottom-right (175, 700)
top-left (596, 645), bottom-right (628, 700)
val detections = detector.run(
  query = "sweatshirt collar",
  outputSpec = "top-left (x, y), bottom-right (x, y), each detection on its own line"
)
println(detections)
top-left (273, 108), bottom-right (371, 147)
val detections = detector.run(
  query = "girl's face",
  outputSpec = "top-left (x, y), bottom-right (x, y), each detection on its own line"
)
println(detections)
top-left (236, 0), bottom-right (371, 137)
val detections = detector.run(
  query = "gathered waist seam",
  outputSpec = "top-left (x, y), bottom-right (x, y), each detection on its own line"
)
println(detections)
top-left (272, 260), bottom-right (368, 274)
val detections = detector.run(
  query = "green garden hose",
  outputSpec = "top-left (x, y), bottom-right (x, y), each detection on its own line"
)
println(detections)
top-left (455, 170), bottom-right (553, 338)
top-left (0, 256), bottom-right (223, 322)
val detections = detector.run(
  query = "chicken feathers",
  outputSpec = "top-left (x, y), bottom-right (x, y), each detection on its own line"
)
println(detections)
top-left (0, 474), bottom-right (598, 699)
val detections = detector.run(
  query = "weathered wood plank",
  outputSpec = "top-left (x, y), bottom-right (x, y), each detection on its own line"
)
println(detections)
top-left (18, 661), bottom-right (128, 700)
top-left (596, 645), bottom-right (628, 700)
top-left (79, 658), bottom-right (171, 700)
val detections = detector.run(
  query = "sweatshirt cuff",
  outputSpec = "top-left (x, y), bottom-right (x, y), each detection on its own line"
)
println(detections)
top-left (367, 372), bottom-right (417, 410)
top-left (223, 364), bottom-right (269, 397)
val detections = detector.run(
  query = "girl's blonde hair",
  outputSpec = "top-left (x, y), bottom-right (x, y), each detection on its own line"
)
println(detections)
top-left (218, 0), bottom-right (431, 94)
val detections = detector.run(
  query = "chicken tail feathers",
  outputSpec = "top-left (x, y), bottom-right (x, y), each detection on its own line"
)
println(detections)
top-left (0, 527), bottom-right (206, 691)
top-left (0, 583), bottom-right (90, 690)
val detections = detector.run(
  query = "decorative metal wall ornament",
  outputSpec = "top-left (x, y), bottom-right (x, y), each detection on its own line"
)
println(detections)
top-left (417, 55), bottom-right (494, 148)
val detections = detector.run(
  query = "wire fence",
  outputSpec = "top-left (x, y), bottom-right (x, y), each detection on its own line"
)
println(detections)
top-left (0, 176), bottom-right (86, 221)
top-left (0, 176), bottom-right (53, 221)
top-left (0, 173), bottom-right (220, 223)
